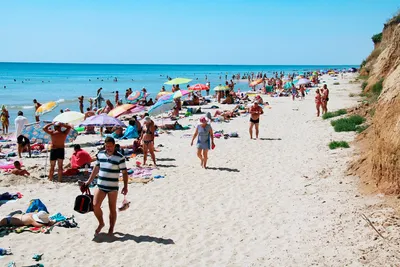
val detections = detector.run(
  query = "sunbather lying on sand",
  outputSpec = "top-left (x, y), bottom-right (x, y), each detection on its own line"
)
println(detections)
top-left (10, 161), bottom-right (30, 176)
top-left (0, 211), bottom-right (55, 227)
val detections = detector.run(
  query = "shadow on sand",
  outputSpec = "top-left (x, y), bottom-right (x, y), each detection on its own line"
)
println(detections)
top-left (157, 164), bottom-right (177, 168)
top-left (206, 167), bottom-right (240, 172)
top-left (156, 158), bottom-right (176, 162)
top-left (259, 138), bottom-right (282, 141)
top-left (92, 232), bottom-right (175, 245)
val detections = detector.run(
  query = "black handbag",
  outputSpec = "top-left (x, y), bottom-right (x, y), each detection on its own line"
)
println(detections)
top-left (74, 185), bottom-right (94, 214)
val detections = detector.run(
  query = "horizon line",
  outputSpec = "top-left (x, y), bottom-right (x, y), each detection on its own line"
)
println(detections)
top-left (0, 61), bottom-right (359, 66)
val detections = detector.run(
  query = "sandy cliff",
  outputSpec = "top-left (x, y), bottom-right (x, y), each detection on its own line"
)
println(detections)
top-left (352, 14), bottom-right (400, 193)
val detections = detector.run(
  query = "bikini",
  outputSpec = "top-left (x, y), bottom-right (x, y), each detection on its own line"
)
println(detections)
top-left (143, 126), bottom-right (154, 145)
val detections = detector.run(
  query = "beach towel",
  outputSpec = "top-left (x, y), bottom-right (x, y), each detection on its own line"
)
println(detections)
top-left (26, 199), bottom-right (49, 214)
top-left (121, 125), bottom-right (139, 139)
top-left (0, 225), bottom-right (53, 237)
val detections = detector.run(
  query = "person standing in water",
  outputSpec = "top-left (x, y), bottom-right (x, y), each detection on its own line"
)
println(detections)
top-left (84, 137), bottom-right (128, 236)
top-left (78, 96), bottom-right (84, 113)
top-left (43, 122), bottom-right (71, 182)
top-left (33, 99), bottom-right (41, 122)
top-left (95, 88), bottom-right (104, 109)
top-left (191, 117), bottom-right (215, 168)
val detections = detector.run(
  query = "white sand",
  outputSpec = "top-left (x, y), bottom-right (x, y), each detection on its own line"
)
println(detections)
top-left (0, 74), bottom-right (398, 266)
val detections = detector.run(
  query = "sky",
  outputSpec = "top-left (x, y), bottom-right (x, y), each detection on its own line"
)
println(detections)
top-left (1, 0), bottom-right (399, 65)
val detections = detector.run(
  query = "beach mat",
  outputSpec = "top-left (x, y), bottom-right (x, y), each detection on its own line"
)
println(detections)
top-left (119, 177), bottom-right (153, 184)
top-left (0, 225), bottom-right (53, 237)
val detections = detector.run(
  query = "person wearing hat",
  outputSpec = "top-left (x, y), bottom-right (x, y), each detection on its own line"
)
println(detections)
top-left (140, 116), bottom-right (157, 166)
top-left (43, 122), bottom-right (72, 182)
top-left (191, 116), bottom-right (215, 168)
top-left (0, 211), bottom-right (55, 228)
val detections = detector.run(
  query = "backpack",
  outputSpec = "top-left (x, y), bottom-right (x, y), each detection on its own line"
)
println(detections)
top-left (74, 186), bottom-right (94, 214)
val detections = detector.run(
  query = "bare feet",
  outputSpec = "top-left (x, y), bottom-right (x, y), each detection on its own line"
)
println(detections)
top-left (95, 223), bottom-right (105, 235)
top-left (108, 228), bottom-right (114, 236)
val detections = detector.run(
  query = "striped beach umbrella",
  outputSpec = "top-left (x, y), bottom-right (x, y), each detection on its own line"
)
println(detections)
top-left (126, 91), bottom-right (143, 103)
top-left (35, 101), bottom-right (58, 116)
top-left (249, 79), bottom-right (264, 87)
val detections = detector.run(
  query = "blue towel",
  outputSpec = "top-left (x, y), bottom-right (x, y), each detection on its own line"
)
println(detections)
top-left (121, 125), bottom-right (139, 139)
top-left (50, 212), bottom-right (67, 222)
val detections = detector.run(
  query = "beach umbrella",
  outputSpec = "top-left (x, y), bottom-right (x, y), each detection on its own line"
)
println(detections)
top-left (53, 111), bottom-right (85, 125)
top-left (79, 113), bottom-right (125, 127)
top-left (189, 84), bottom-right (209, 91)
top-left (121, 105), bottom-right (145, 116)
top-left (35, 101), bottom-right (58, 116)
top-left (283, 82), bottom-right (294, 89)
top-left (126, 91), bottom-right (144, 103)
top-left (156, 91), bottom-right (172, 100)
top-left (148, 99), bottom-right (175, 117)
top-left (164, 78), bottom-right (192, 85)
top-left (214, 85), bottom-right (230, 91)
top-left (173, 89), bottom-right (191, 99)
top-left (108, 104), bottom-right (138, 118)
top-left (21, 121), bottom-right (78, 144)
top-left (249, 79), bottom-right (264, 87)
top-left (297, 78), bottom-right (311, 85)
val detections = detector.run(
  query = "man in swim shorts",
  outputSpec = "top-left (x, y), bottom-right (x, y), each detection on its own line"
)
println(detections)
top-left (84, 137), bottom-right (128, 236)
top-left (43, 122), bottom-right (71, 182)
top-left (249, 102), bottom-right (264, 139)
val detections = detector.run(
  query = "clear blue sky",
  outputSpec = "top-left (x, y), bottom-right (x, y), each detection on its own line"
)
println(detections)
top-left (1, 0), bottom-right (398, 65)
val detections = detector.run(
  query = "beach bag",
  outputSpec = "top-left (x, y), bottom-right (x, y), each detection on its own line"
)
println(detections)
top-left (74, 185), bottom-right (94, 214)
top-left (26, 199), bottom-right (49, 213)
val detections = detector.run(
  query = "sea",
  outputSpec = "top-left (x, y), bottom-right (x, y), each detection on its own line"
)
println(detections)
top-left (0, 62), bottom-right (357, 131)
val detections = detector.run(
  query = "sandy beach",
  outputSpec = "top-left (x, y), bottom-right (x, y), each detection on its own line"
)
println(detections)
top-left (1, 74), bottom-right (399, 266)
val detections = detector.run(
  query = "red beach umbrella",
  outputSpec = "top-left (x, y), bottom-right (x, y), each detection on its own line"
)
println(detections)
top-left (189, 84), bottom-right (209, 91)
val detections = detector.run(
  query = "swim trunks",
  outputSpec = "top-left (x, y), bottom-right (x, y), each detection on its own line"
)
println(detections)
top-left (50, 148), bottom-right (65, 161)
top-left (17, 135), bottom-right (30, 146)
top-left (250, 118), bottom-right (259, 124)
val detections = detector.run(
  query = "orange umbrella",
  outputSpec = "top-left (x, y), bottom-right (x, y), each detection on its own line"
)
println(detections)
top-left (249, 79), bottom-right (264, 87)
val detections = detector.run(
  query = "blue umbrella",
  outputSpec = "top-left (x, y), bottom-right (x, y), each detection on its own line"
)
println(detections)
top-left (21, 121), bottom-right (78, 144)
top-left (148, 99), bottom-right (175, 117)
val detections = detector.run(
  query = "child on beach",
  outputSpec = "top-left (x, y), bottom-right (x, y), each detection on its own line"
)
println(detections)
top-left (10, 161), bottom-right (30, 176)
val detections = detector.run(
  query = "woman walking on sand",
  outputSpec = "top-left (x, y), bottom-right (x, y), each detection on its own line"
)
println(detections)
top-left (0, 105), bottom-right (10, 135)
top-left (191, 116), bottom-right (215, 168)
top-left (315, 89), bottom-right (322, 117)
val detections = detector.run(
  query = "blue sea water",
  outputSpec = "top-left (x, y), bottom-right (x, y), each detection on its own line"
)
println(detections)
top-left (0, 62), bottom-right (356, 131)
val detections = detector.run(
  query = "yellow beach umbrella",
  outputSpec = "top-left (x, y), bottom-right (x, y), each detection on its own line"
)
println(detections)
top-left (164, 78), bottom-right (192, 85)
top-left (108, 104), bottom-right (137, 118)
top-left (53, 111), bottom-right (85, 125)
top-left (35, 101), bottom-right (58, 116)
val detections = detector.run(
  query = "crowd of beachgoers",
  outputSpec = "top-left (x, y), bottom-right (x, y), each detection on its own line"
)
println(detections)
top-left (0, 68), bottom-right (355, 236)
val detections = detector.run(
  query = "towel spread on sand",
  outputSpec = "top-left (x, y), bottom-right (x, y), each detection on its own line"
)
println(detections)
top-left (0, 225), bottom-right (53, 237)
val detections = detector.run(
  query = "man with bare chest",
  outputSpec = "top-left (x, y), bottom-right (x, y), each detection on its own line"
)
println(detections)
top-left (249, 102), bottom-right (264, 139)
top-left (43, 122), bottom-right (71, 182)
